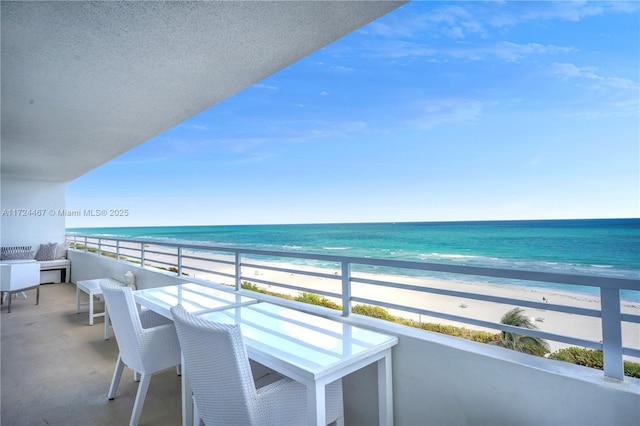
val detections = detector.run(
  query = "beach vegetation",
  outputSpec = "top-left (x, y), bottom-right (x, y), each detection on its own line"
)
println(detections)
top-left (491, 307), bottom-right (550, 356)
top-left (241, 281), bottom-right (265, 293)
top-left (152, 265), bottom-right (189, 276)
top-left (548, 347), bottom-right (640, 379)
top-left (227, 286), bottom-right (640, 377)
top-left (352, 304), bottom-right (396, 321)
top-left (407, 321), bottom-right (500, 344)
top-left (351, 305), bottom-right (499, 343)
top-left (296, 292), bottom-right (341, 310)
top-left (71, 244), bottom-right (119, 259)
top-left (241, 281), bottom-right (298, 302)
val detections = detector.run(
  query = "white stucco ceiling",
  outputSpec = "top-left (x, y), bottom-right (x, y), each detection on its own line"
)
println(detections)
top-left (1, 1), bottom-right (404, 182)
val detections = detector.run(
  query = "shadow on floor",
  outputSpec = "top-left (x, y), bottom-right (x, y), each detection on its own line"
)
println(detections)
top-left (1, 282), bottom-right (182, 426)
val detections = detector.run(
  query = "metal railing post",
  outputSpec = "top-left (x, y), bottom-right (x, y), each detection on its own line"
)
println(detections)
top-left (601, 287), bottom-right (624, 380)
top-left (116, 240), bottom-right (120, 260)
top-left (140, 243), bottom-right (146, 267)
top-left (177, 247), bottom-right (183, 277)
top-left (342, 261), bottom-right (352, 317)
top-left (235, 252), bottom-right (241, 291)
top-left (98, 238), bottom-right (102, 255)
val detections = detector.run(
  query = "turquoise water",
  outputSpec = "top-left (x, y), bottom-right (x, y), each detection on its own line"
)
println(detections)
top-left (68, 219), bottom-right (640, 301)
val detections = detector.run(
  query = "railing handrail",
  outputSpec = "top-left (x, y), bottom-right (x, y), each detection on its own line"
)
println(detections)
top-left (66, 233), bottom-right (640, 381)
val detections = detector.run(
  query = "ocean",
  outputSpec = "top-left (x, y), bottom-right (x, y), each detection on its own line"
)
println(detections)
top-left (67, 218), bottom-right (640, 301)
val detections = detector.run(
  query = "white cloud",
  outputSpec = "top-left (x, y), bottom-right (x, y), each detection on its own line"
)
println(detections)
top-left (370, 40), bottom-right (571, 62)
top-left (512, 1), bottom-right (639, 24)
top-left (482, 42), bottom-right (572, 62)
top-left (329, 65), bottom-right (355, 73)
top-left (172, 123), bottom-right (208, 131)
top-left (253, 83), bottom-right (278, 91)
top-left (279, 120), bottom-right (371, 143)
top-left (367, 1), bottom-right (639, 41)
top-left (549, 62), bottom-right (640, 118)
top-left (367, 4), bottom-right (488, 40)
top-left (228, 152), bottom-right (276, 166)
top-left (529, 151), bottom-right (546, 168)
top-left (408, 98), bottom-right (486, 130)
top-left (550, 62), bottom-right (600, 79)
top-left (551, 62), bottom-right (640, 91)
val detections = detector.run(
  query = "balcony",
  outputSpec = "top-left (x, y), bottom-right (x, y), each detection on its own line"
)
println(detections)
top-left (3, 235), bottom-right (637, 425)
top-left (3, 3), bottom-right (637, 424)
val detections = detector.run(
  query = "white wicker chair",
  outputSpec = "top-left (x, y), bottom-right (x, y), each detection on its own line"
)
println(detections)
top-left (101, 282), bottom-right (181, 426)
top-left (170, 304), bottom-right (344, 426)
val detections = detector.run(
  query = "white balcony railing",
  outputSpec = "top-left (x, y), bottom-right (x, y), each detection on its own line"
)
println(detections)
top-left (66, 234), bottom-right (640, 381)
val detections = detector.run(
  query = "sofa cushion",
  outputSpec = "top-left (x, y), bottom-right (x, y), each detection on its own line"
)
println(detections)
top-left (39, 259), bottom-right (71, 270)
top-left (1, 246), bottom-right (35, 260)
top-left (35, 242), bottom-right (58, 261)
top-left (55, 242), bottom-right (68, 259)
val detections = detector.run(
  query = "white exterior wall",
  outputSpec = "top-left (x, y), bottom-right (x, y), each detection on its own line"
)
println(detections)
top-left (67, 250), bottom-right (191, 290)
top-left (387, 330), bottom-right (640, 426)
top-left (67, 250), bottom-right (640, 426)
top-left (0, 178), bottom-right (66, 249)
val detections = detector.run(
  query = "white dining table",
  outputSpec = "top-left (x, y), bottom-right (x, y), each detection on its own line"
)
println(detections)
top-left (133, 282), bottom-right (258, 318)
top-left (135, 285), bottom-right (398, 426)
top-left (199, 302), bottom-right (398, 426)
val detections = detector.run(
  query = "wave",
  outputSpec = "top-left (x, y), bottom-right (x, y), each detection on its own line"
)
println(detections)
top-left (420, 253), bottom-right (482, 261)
top-left (414, 251), bottom-right (639, 283)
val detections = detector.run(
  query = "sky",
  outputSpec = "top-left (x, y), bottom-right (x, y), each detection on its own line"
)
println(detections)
top-left (65, 1), bottom-right (640, 228)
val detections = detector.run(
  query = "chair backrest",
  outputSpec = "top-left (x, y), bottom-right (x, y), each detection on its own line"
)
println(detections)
top-left (170, 305), bottom-right (258, 425)
top-left (100, 282), bottom-right (145, 373)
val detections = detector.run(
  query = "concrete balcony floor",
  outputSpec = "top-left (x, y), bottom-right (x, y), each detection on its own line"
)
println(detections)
top-left (1, 282), bottom-right (182, 426)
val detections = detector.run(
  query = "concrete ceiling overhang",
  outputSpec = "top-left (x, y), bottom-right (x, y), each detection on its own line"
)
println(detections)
top-left (1, 1), bottom-right (404, 182)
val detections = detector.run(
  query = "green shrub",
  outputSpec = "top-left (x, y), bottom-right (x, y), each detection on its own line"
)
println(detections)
top-left (421, 322), bottom-right (499, 344)
top-left (241, 282), bottom-right (295, 301)
top-left (625, 361), bottom-right (640, 378)
top-left (549, 347), bottom-right (640, 378)
top-left (295, 292), bottom-right (341, 310)
top-left (352, 304), bottom-right (396, 321)
top-left (241, 281), bottom-right (265, 293)
top-left (549, 347), bottom-right (603, 368)
top-left (155, 265), bottom-right (188, 276)
top-left (395, 318), bottom-right (499, 343)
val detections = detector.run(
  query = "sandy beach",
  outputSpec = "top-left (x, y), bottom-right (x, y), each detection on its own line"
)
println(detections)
top-left (110, 241), bottom-right (640, 359)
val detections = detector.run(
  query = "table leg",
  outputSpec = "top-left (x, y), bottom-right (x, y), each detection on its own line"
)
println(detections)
top-left (76, 285), bottom-right (80, 313)
top-left (89, 290), bottom-right (94, 325)
top-left (307, 382), bottom-right (326, 426)
top-left (378, 349), bottom-right (393, 426)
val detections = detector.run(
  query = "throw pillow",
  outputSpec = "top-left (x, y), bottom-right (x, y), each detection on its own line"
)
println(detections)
top-left (55, 242), bottom-right (68, 259)
top-left (35, 242), bottom-right (58, 261)
top-left (2, 250), bottom-right (35, 260)
top-left (1, 246), bottom-right (34, 260)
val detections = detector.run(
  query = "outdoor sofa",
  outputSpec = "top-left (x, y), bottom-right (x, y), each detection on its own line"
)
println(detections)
top-left (0, 243), bottom-right (70, 283)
